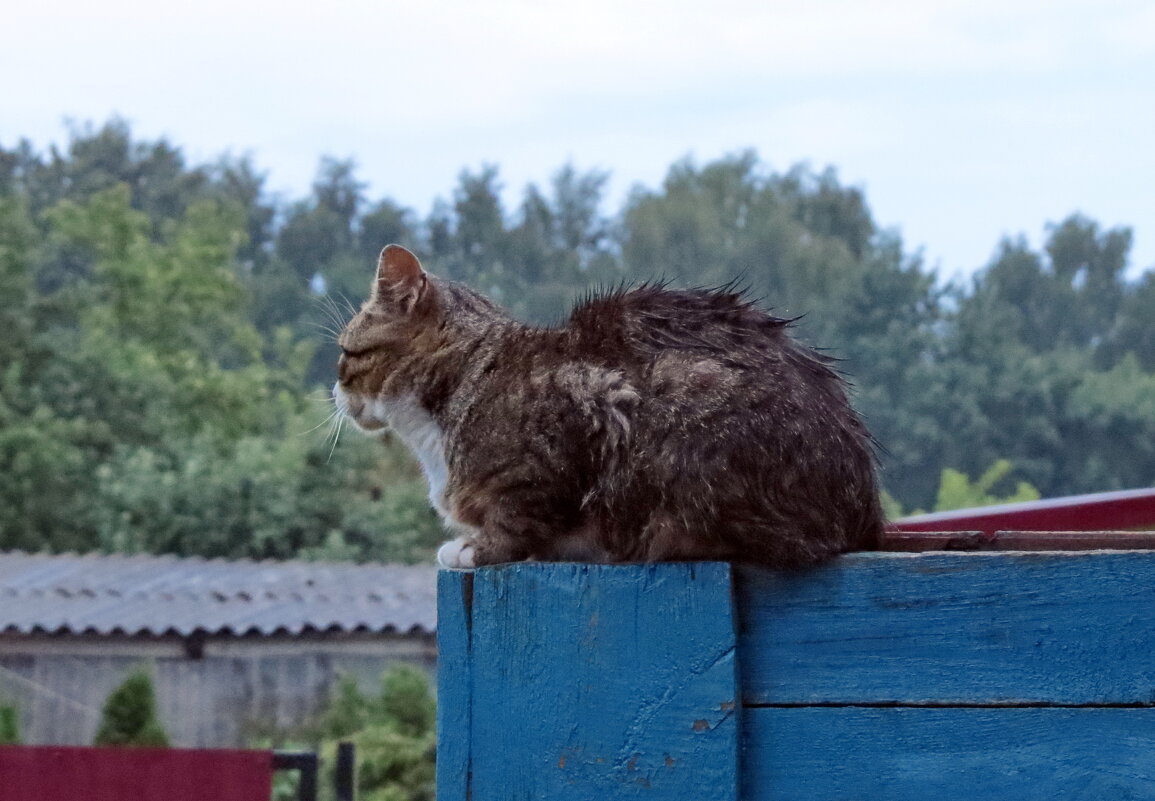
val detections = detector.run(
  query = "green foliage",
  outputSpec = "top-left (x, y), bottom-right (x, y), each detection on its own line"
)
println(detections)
top-left (327, 724), bottom-right (435, 801)
top-left (2, 120), bottom-right (1155, 552)
top-left (319, 675), bottom-right (370, 739)
top-left (0, 703), bottom-right (21, 744)
top-left (933, 460), bottom-right (1042, 513)
top-left (0, 132), bottom-right (441, 561)
top-left (93, 670), bottom-right (170, 747)
top-left (314, 666), bottom-right (436, 801)
top-left (378, 666), bottom-right (436, 738)
top-left (880, 491), bottom-right (905, 521)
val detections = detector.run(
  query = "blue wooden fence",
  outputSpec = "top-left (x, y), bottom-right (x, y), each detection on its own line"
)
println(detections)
top-left (437, 553), bottom-right (1155, 800)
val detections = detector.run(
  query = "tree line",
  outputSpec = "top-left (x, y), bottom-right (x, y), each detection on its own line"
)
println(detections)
top-left (1, 120), bottom-right (1152, 560)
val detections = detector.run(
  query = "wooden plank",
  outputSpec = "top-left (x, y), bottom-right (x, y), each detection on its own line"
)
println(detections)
top-left (737, 552), bottom-right (1155, 705)
top-left (435, 570), bottom-right (472, 799)
top-left (741, 707), bottom-right (1155, 800)
top-left (439, 563), bottom-right (739, 801)
top-left (882, 529), bottom-right (1155, 551)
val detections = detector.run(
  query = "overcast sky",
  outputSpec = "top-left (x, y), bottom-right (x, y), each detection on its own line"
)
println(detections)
top-left (5, 0), bottom-right (1153, 281)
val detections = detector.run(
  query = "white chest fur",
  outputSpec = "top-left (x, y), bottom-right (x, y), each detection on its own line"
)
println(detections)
top-left (370, 395), bottom-right (452, 520)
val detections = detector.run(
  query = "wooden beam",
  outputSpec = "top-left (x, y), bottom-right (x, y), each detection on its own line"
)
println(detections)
top-left (881, 529), bottom-right (1155, 551)
top-left (742, 708), bottom-right (1155, 800)
top-left (437, 563), bottom-right (739, 801)
top-left (737, 552), bottom-right (1155, 706)
top-left (438, 555), bottom-right (1155, 799)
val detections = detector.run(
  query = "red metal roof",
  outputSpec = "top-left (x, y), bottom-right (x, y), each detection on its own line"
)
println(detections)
top-left (892, 487), bottom-right (1155, 534)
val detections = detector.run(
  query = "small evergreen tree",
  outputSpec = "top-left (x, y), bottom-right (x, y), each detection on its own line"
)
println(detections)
top-left (93, 669), bottom-right (170, 747)
top-left (0, 703), bottom-right (21, 744)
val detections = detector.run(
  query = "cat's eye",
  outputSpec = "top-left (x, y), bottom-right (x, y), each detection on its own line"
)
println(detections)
top-left (339, 344), bottom-right (371, 359)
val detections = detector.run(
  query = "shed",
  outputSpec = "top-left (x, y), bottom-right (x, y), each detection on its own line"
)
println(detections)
top-left (0, 551), bottom-right (437, 747)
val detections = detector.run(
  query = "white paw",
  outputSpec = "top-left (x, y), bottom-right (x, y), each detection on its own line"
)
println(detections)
top-left (437, 537), bottom-right (476, 569)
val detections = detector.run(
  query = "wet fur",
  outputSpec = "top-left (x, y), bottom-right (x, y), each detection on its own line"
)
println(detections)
top-left (335, 246), bottom-right (883, 568)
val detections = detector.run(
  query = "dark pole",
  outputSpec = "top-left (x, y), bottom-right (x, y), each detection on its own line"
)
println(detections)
top-left (297, 753), bottom-right (318, 801)
top-left (273, 751), bottom-right (319, 801)
top-left (335, 741), bottom-right (356, 801)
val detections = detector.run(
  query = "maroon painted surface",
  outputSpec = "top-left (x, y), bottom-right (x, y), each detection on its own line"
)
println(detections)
top-left (891, 487), bottom-right (1155, 535)
top-left (0, 746), bottom-right (272, 801)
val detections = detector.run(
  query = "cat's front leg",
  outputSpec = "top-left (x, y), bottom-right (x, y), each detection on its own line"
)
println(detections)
top-left (464, 505), bottom-right (540, 567)
top-left (469, 536), bottom-right (531, 567)
top-left (441, 486), bottom-right (559, 567)
top-left (435, 534), bottom-right (529, 568)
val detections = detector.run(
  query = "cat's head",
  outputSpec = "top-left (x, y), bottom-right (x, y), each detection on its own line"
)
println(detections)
top-left (332, 244), bottom-right (499, 433)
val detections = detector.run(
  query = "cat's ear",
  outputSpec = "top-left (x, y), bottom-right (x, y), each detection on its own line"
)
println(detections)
top-left (373, 244), bottom-right (428, 313)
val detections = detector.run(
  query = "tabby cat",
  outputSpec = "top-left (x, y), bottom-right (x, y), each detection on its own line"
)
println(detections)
top-left (333, 245), bottom-right (883, 568)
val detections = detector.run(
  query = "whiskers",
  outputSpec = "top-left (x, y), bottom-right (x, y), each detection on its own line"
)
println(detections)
top-left (297, 404), bottom-right (342, 437)
top-left (296, 391), bottom-right (347, 464)
top-left (310, 291), bottom-right (360, 343)
top-left (295, 291), bottom-right (362, 464)
top-left (326, 413), bottom-right (346, 464)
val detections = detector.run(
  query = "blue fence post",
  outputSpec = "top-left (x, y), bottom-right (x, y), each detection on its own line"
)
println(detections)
top-left (437, 563), bottom-right (739, 801)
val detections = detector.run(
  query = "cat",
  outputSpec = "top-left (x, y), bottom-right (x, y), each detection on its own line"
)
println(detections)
top-left (333, 244), bottom-right (884, 569)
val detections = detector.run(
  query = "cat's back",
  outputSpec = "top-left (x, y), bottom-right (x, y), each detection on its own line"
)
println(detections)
top-left (564, 283), bottom-right (845, 407)
top-left (566, 283), bottom-right (791, 362)
top-left (558, 283), bottom-right (881, 563)
top-left (561, 283), bottom-right (868, 483)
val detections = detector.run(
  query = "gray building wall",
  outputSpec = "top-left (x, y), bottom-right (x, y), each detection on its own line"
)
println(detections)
top-left (0, 631), bottom-right (436, 747)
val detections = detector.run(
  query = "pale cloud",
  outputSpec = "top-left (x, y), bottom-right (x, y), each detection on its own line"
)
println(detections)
top-left (3, 0), bottom-right (1153, 275)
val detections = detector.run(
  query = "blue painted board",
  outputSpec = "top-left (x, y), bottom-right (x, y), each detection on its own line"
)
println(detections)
top-left (737, 551), bottom-right (1155, 705)
top-left (436, 570), bottom-right (472, 798)
top-left (742, 707), bottom-right (1155, 800)
top-left (437, 563), bottom-right (739, 801)
top-left (439, 555), bottom-right (1155, 800)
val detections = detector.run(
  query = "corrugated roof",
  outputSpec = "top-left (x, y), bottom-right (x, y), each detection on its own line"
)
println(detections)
top-left (0, 551), bottom-right (437, 637)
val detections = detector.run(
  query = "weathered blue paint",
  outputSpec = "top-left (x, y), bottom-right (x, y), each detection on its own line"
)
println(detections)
top-left (742, 708), bottom-right (1155, 800)
top-left (435, 570), bottom-right (472, 798)
top-left (737, 552), bottom-right (1155, 705)
top-left (437, 563), bottom-right (738, 801)
top-left (438, 552), bottom-right (1155, 800)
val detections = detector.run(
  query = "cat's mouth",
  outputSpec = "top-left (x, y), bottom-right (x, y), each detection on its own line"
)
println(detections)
top-left (332, 383), bottom-right (387, 433)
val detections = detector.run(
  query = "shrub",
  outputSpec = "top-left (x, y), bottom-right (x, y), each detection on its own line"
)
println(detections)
top-left (316, 665), bottom-right (436, 801)
top-left (93, 669), bottom-right (170, 747)
top-left (0, 703), bottom-right (21, 744)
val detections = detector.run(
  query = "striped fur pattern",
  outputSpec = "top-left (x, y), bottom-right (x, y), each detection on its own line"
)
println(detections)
top-left (334, 245), bottom-right (883, 568)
